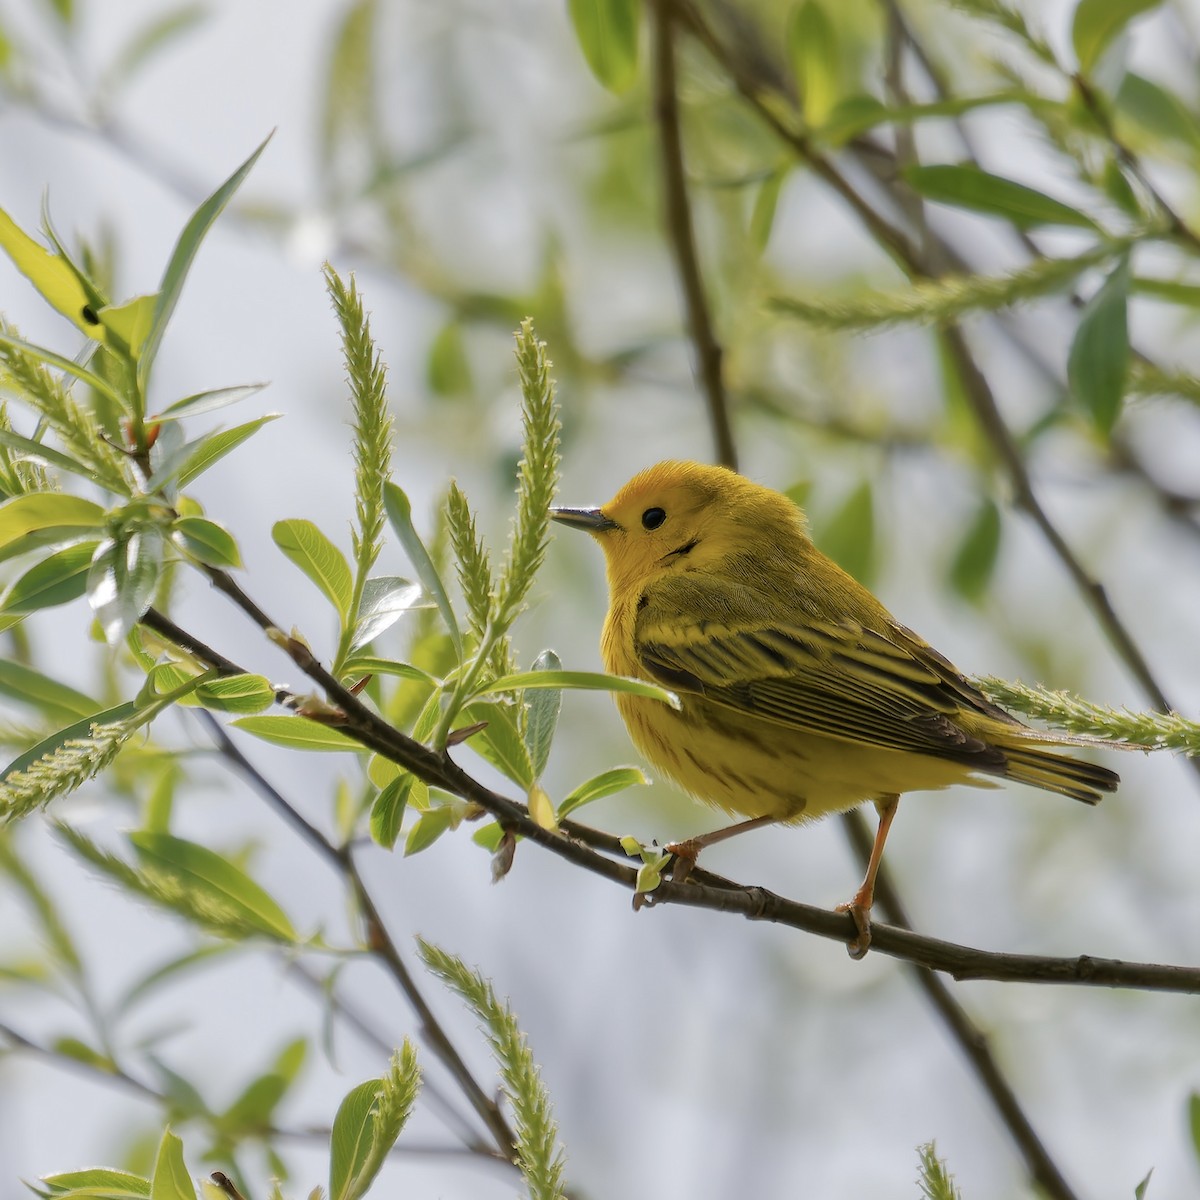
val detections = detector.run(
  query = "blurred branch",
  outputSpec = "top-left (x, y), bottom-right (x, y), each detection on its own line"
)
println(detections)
top-left (139, 597), bottom-right (1200, 995)
top-left (841, 810), bottom-right (1081, 1200)
top-left (650, 0), bottom-right (737, 470)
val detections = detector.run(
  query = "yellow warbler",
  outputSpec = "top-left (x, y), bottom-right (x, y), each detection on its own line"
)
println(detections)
top-left (551, 460), bottom-right (1123, 956)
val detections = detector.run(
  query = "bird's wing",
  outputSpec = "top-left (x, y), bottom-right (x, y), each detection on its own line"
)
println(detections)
top-left (634, 599), bottom-right (1009, 766)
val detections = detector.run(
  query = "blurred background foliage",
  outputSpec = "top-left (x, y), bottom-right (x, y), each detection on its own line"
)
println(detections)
top-left (0, 0), bottom-right (1199, 1197)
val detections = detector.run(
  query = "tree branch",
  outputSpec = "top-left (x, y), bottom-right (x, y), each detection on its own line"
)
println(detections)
top-left (650, 0), bottom-right (738, 470)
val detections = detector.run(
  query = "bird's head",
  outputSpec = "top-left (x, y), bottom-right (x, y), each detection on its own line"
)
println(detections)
top-left (550, 460), bottom-right (807, 594)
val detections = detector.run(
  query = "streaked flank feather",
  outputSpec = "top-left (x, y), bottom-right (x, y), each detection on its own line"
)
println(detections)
top-left (551, 460), bottom-right (1131, 955)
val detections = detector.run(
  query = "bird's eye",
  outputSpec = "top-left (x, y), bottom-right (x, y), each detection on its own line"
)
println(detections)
top-left (641, 507), bottom-right (666, 530)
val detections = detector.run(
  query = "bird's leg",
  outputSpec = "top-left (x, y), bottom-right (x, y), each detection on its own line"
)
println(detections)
top-left (836, 793), bottom-right (899, 960)
top-left (666, 815), bottom-right (777, 882)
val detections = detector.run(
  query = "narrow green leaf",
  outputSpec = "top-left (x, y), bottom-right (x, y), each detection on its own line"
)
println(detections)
top-left (97, 293), bottom-right (157, 362)
top-left (340, 655), bottom-right (438, 685)
top-left (0, 427), bottom-right (96, 479)
top-left (352, 576), bottom-right (426, 649)
top-left (40, 1169), bottom-right (150, 1197)
top-left (473, 669), bottom-right (679, 707)
top-left (113, 944), bottom-right (237, 1016)
top-left (231, 715), bottom-right (362, 753)
top-left (1133, 276), bottom-right (1200, 307)
top-left (329, 1079), bottom-right (382, 1200)
top-left (130, 831), bottom-right (298, 942)
top-left (52, 1034), bottom-right (116, 1072)
top-left (464, 700), bottom-right (535, 789)
top-left (1188, 1091), bottom-right (1200, 1162)
top-left (168, 414), bottom-right (280, 490)
top-left (272, 519), bottom-right (354, 619)
top-left (103, 5), bottom-right (208, 91)
top-left (818, 481), bottom-right (875, 585)
top-left (0, 205), bottom-right (100, 339)
top-left (789, 1), bottom-right (839, 126)
top-left (222, 1037), bottom-right (307, 1128)
top-left (1, 540), bottom-right (97, 614)
top-left (427, 321), bottom-right (473, 396)
top-left (1134, 1169), bottom-right (1153, 1200)
top-left (171, 515), bottom-right (241, 568)
top-left (404, 806), bottom-right (453, 856)
top-left (369, 773), bottom-right (413, 850)
top-left (0, 702), bottom-right (137, 785)
top-left (749, 168), bottom-right (786, 254)
top-left (193, 673), bottom-right (275, 714)
top-left (523, 649), bottom-right (561, 780)
top-left (1116, 73), bottom-right (1200, 151)
top-left (0, 659), bottom-right (98, 721)
top-left (0, 327), bottom-right (127, 409)
top-left (948, 498), bottom-right (1002, 604)
top-left (138, 133), bottom-right (273, 395)
top-left (1068, 256), bottom-right (1130, 436)
top-left (1072, 0), bottom-right (1163, 73)
top-left (149, 1129), bottom-right (196, 1200)
top-left (0, 493), bottom-right (106, 554)
top-left (567, 0), bottom-right (639, 93)
top-left (557, 766), bottom-right (648, 819)
top-left (88, 526), bottom-right (165, 646)
top-left (904, 163), bottom-right (1101, 231)
top-left (383, 482), bottom-right (461, 657)
top-left (152, 383), bottom-right (267, 423)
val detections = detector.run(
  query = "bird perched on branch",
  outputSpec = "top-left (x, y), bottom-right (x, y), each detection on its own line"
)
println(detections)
top-left (551, 460), bottom-right (1126, 957)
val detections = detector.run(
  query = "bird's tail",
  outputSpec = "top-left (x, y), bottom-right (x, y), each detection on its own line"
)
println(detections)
top-left (998, 743), bottom-right (1121, 805)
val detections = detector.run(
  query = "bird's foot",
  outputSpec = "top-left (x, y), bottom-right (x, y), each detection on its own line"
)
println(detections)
top-left (834, 898), bottom-right (873, 960)
top-left (663, 838), bottom-right (701, 884)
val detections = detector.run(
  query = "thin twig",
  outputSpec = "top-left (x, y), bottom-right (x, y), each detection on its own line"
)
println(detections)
top-left (650, 0), bottom-right (737, 470)
top-left (138, 600), bottom-right (1200, 994)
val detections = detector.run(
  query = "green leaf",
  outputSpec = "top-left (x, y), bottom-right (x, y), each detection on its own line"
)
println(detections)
top-left (0, 205), bottom-right (101, 339)
top-left (1188, 1091), bottom-right (1200, 1162)
top-left (0, 427), bottom-right (97, 480)
top-left (904, 164), bottom-right (1101, 231)
top-left (1, 540), bottom-right (97, 614)
top-left (97, 293), bottom-right (157, 362)
top-left (818, 480), bottom-right (875, 585)
top-left (352, 576), bottom-right (426, 649)
top-left (103, 5), bottom-right (208, 92)
top-left (0, 658), bottom-right (98, 722)
top-left (88, 526), bottom-right (165, 646)
top-left (0, 701), bottom-right (137, 785)
top-left (171, 515), bottom-right (242, 568)
top-left (1116, 73), bottom-right (1200, 151)
top-left (222, 1037), bottom-right (307, 1129)
top-left (231, 715), bottom-right (362, 753)
top-left (472, 669), bottom-right (678, 707)
top-left (1134, 1169), bottom-right (1153, 1200)
top-left (383, 482), bottom-right (462, 657)
top-left (948, 498), bottom-right (1002, 604)
top-left (152, 383), bottom-right (267, 423)
top-left (138, 133), bottom-right (273, 396)
top-left (464, 700), bottom-right (534, 789)
top-left (523, 649), bottom-right (561, 780)
top-left (789, 1), bottom-right (839, 126)
top-left (329, 1079), bottom-right (382, 1200)
top-left (272, 519), bottom-right (353, 619)
top-left (0, 493), bottom-right (106, 556)
top-left (340, 655), bottom-right (437, 685)
top-left (567, 0), bottom-right (639, 93)
top-left (52, 1034), bottom-right (116, 1072)
top-left (557, 766), bottom-right (648, 819)
top-left (404, 806), bottom-right (453, 856)
top-left (369, 773), bottom-right (413, 849)
top-left (749, 168), bottom-right (786, 254)
top-left (1134, 276), bottom-right (1200, 307)
top-left (130, 831), bottom-right (298, 942)
top-left (427, 320), bottom-right (473, 396)
top-left (0, 326), bottom-right (127, 409)
top-left (40, 1169), bottom-right (150, 1197)
top-left (1072, 0), bottom-right (1163, 74)
top-left (160, 414), bottom-right (280, 491)
top-left (193, 674), bottom-right (275, 714)
top-left (149, 1129), bottom-right (196, 1200)
top-left (1068, 256), bottom-right (1130, 436)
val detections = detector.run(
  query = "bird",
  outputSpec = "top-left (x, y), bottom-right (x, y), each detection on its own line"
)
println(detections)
top-left (550, 459), bottom-right (1124, 957)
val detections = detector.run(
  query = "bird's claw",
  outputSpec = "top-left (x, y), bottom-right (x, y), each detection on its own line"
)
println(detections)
top-left (835, 899), bottom-right (873, 959)
top-left (664, 839), bottom-right (699, 884)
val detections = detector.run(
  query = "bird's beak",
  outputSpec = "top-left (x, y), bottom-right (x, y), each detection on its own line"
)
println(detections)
top-left (549, 506), bottom-right (619, 533)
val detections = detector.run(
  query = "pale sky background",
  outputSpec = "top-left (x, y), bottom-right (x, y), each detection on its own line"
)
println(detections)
top-left (1, 2), bottom-right (1199, 1198)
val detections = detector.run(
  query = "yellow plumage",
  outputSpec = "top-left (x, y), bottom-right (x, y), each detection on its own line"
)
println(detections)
top-left (551, 460), bottom-right (1121, 955)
